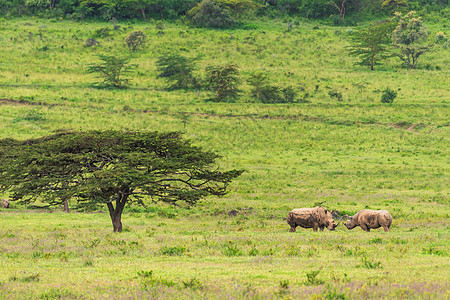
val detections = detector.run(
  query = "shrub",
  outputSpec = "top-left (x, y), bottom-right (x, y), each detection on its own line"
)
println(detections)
top-left (222, 242), bottom-right (243, 256)
top-left (361, 256), bottom-right (382, 269)
top-left (9, 273), bottom-right (40, 283)
top-left (160, 246), bottom-right (187, 256)
top-left (12, 110), bottom-right (46, 123)
top-left (248, 246), bottom-right (259, 256)
top-left (421, 245), bottom-right (446, 256)
top-left (93, 27), bottom-right (113, 38)
top-left (369, 237), bottom-right (383, 244)
top-left (304, 269), bottom-right (324, 285)
top-left (434, 32), bottom-right (447, 45)
top-left (85, 38), bottom-right (100, 47)
top-left (156, 54), bottom-right (198, 90)
top-left (381, 88), bottom-right (397, 103)
top-left (137, 270), bottom-right (177, 289)
top-left (328, 90), bottom-right (343, 101)
top-left (182, 277), bottom-right (203, 290)
top-left (281, 86), bottom-right (297, 103)
top-left (125, 30), bottom-right (147, 51)
top-left (279, 280), bottom-right (289, 289)
top-left (247, 72), bottom-right (298, 103)
top-left (322, 284), bottom-right (347, 300)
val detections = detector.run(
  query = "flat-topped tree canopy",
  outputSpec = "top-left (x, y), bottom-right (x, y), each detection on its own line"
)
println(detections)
top-left (0, 130), bottom-right (243, 232)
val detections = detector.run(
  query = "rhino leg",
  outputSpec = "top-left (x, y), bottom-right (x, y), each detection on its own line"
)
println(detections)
top-left (319, 226), bottom-right (325, 231)
top-left (360, 224), bottom-right (370, 232)
top-left (313, 225), bottom-right (319, 232)
top-left (383, 226), bottom-right (390, 232)
top-left (289, 225), bottom-right (297, 232)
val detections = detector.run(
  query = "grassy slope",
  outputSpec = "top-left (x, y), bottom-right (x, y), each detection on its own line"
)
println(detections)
top-left (0, 17), bottom-right (449, 298)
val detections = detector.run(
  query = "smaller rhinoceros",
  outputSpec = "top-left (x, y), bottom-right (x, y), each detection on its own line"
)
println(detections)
top-left (1, 199), bottom-right (9, 209)
top-left (287, 207), bottom-right (338, 232)
top-left (344, 209), bottom-right (392, 232)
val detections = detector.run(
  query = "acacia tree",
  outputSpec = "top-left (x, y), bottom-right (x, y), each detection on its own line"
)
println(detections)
top-left (392, 11), bottom-right (430, 69)
top-left (206, 63), bottom-right (240, 102)
top-left (156, 53), bottom-right (198, 90)
top-left (0, 131), bottom-right (243, 232)
top-left (348, 20), bottom-right (396, 70)
top-left (87, 55), bottom-right (136, 88)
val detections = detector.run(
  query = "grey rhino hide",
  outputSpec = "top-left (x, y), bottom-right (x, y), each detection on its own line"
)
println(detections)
top-left (345, 209), bottom-right (392, 232)
top-left (287, 207), bottom-right (338, 232)
top-left (1, 199), bottom-right (9, 209)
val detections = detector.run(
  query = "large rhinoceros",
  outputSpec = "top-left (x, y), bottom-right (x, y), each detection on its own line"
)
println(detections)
top-left (344, 209), bottom-right (392, 232)
top-left (287, 207), bottom-right (338, 232)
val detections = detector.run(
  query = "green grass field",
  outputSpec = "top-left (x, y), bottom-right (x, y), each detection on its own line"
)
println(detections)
top-left (0, 17), bottom-right (449, 299)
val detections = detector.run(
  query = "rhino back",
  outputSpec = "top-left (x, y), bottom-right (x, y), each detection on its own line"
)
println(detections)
top-left (290, 208), bottom-right (318, 228)
top-left (359, 210), bottom-right (392, 228)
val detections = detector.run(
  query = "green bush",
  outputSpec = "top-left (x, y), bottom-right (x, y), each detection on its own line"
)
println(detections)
top-left (328, 90), bottom-right (343, 101)
top-left (125, 30), bottom-right (147, 51)
top-left (304, 269), bottom-right (324, 285)
top-left (381, 88), bottom-right (397, 103)
top-left (93, 27), bottom-right (113, 38)
top-left (247, 72), bottom-right (298, 103)
top-left (222, 242), bottom-right (243, 256)
top-left (160, 246), bottom-right (187, 256)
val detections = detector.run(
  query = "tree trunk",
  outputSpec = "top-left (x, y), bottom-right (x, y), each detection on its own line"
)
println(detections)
top-left (140, 8), bottom-right (146, 21)
top-left (107, 194), bottom-right (128, 233)
top-left (63, 199), bottom-right (70, 213)
top-left (111, 211), bottom-right (123, 232)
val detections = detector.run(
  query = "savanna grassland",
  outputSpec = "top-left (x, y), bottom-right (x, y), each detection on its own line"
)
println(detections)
top-left (0, 16), bottom-right (449, 299)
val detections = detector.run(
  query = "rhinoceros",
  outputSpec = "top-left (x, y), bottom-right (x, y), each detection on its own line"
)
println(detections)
top-left (344, 209), bottom-right (392, 232)
top-left (1, 199), bottom-right (9, 209)
top-left (287, 207), bottom-right (338, 232)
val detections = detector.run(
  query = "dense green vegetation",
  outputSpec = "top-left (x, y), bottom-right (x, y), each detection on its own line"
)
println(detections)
top-left (0, 9), bottom-right (448, 299)
top-left (0, 0), bottom-right (448, 25)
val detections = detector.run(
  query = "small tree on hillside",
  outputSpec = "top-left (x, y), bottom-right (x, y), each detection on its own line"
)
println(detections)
top-left (125, 30), bottom-right (147, 51)
top-left (392, 11), bottom-right (430, 69)
top-left (348, 20), bottom-right (396, 70)
top-left (87, 55), bottom-right (136, 88)
top-left (206, 63), bottom-right (240, 102)
top-left (156, 54), bottom-right (198, 90)
top-left (0, 131), bottom-right (243, 232)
